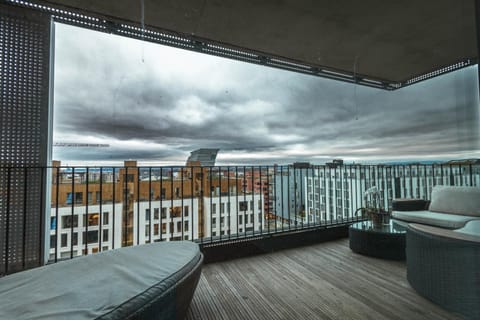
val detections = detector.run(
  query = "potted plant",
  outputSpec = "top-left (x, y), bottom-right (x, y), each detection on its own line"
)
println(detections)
top-left (362, 186), bottom-right (390, 227)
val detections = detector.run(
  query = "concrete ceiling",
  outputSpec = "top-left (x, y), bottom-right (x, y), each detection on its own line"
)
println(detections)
top-left (37, 0), bottom-right (479, 84)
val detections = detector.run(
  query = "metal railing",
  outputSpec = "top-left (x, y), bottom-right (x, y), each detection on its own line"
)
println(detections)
top-left (1, 162), bottom-right (479, 274)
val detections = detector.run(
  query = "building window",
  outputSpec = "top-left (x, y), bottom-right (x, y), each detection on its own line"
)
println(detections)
top-left (161, 223), bottom-right (166, 233)
top-left (250, 200), bottom-right (254, 211)
top-left (62, 215), bottom-right (78, 228)
top-left (85, 213), bottom-right (99, 226)
top-left (250, 214), bottom-right (254, 224)
top-left (61, 234), bottom-right (68, 248)
top-left (171, 207), bottom-right (181, 218)
top-left (96, 191), bottom-right (101, 203)
top-left (50, 217), bottom-right (56, 230)
top-left (87, 192), bottom-right (93, 204)
top-left (103, 230), bottom-right (109, 242)
top-left (212, 217), bottom-right (217, 227)
top-left (239, 201), bottom-right (247, 211)
top-left (72, 232), bottom-right (78, 246)
top-left (145, 225), bottom-right (150, 237)
top-left (82, 231), bottom-right (98, 244)
top-left (66, 192), bottom-right (83, 204)
top-left (184, 221), bottom-right (189, 232)
top-left (258, 200), bottom-right (262, 210)
top-left (154, 208), bottom-right (159, 220)
top-left (184, 206), bottom-right (189, 217)
top-left (50, 235), bottom-right (56, 249)
top-left (161, 188), bottom-right (166, 199)
top-left (161, 207), bottom-right (167, 219)
top-left (220, 203), bottom-right (225, 214)
top-left (175, 187), bottom-right (180, 198)
top-left (212, 203), bottom-right (216, 214)
top-left (145, 209), bottom-right (151, 221)
top-left (102, 212), bottom-right (109, 225)
top-left (154, 224), bottom-right (159, 235)
top-left (177, 221), bottom-right (182, 232)
top-left (239, 215), bottom-right (243, 224)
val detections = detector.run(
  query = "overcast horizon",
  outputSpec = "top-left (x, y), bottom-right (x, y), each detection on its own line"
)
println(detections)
top-left (53, 23), bottom-right (480, 166)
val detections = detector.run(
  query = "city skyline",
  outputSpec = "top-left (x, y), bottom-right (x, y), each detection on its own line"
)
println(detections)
top-left (53, 23), bottom-right (480, 166)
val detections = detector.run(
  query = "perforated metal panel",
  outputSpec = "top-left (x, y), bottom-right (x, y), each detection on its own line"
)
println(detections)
top-left (0, 4), bottom-right (50, 275)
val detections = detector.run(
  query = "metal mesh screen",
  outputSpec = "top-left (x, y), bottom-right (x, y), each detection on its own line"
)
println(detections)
top-left (0, 4), bottom-right (50, 275)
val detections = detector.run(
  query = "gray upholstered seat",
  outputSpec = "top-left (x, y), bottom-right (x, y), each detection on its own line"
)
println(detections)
top-left (0, 241), bottom-right (202, 320)
top-left (392, 210), bottom-right (476, 229)
top-left (392, 186), bottom-right (480, 228)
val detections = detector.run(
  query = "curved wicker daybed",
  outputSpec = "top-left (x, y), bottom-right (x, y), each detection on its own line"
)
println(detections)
top-left (0, 241), bottom-right (203, 320)
top-left (406, 222), bottom-right (480, 320)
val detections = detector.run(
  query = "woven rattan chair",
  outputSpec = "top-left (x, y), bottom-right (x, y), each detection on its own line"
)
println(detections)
top-left (406, 222), bottom-right (480, 319)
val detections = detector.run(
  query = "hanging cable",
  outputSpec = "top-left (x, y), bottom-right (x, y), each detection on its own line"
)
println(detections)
top-left (353, 55), bottom-right (359, 120)
top-left (140, 0), bottom-right (145, 63)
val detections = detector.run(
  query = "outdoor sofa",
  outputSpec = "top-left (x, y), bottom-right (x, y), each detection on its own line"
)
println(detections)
top-left (0, 241), bottom-right (203, 320)
top-left (392, 185), bottom-right (480, 319)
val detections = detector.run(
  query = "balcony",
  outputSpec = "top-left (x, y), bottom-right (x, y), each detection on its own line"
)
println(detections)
top-left (1, 0), bottom-right (479, 318)
top-left (2, 161), bottom-right (477, 317)
top-left (187, 238), bottom-right (459, 320)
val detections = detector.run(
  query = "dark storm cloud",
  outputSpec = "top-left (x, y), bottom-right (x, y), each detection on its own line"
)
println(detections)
top-left (53, 23), bottom-right (479, 164)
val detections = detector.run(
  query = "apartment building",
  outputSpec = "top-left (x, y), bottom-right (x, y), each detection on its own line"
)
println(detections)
top-left (303, 160), bottom-right (480, 225)
top-left (273, 162), bottom-right (312, 224)
top-left (49, 160), bottom-right (257, 259)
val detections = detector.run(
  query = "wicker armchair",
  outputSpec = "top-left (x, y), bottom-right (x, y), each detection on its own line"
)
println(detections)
top-left (406, 222), bottom-right (480, 319)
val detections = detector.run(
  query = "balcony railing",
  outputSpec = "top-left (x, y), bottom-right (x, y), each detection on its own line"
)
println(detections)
top-left (1, 162), bottom-right (479, 274)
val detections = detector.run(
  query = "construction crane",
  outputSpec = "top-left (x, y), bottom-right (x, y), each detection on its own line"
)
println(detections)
top-left (53, 143), bottom-right (110, 147)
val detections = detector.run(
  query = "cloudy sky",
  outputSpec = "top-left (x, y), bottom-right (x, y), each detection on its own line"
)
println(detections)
top-left (53, 23), bottom-right (480, 166)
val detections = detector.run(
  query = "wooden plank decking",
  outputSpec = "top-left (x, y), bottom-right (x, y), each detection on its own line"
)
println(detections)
top-left (187, 238), bottom-right (459, 320)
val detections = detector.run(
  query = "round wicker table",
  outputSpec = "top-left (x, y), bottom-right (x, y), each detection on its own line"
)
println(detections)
top-left (349, 220), bottom-right (407, 260)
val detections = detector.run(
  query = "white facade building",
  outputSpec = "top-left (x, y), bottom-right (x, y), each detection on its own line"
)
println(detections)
top-left (49, 203), bottom-right (123, 260)
top-left (303, 164), bottom-right (480, 225)
top-left (49, 194), bottom-right (265, 260)
top-left (203, 194), bottom-right (264, 238)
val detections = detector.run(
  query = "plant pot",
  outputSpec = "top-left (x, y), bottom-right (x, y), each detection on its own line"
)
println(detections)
top-left (367, 210), bottom-right (390, 227)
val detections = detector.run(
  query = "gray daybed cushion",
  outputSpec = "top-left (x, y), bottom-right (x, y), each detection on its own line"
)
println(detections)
top-left (392, 210), bottom-right (476, 229)
top-left (0, 241), bottom-right (202, 320)
top-left (428, 186), bottom-right (480, 217)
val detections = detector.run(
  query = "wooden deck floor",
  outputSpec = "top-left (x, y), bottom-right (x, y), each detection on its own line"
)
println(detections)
top-left (186, 238), bottom-right (459, 320)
